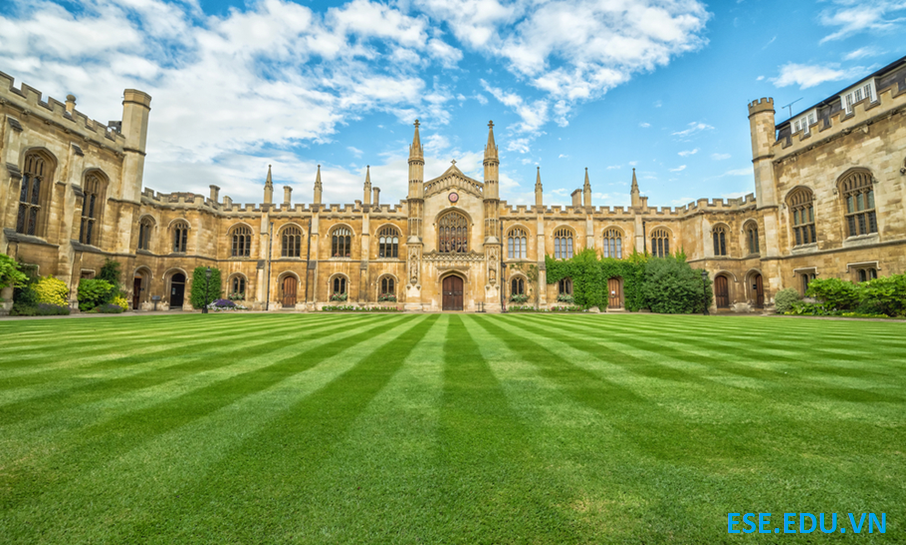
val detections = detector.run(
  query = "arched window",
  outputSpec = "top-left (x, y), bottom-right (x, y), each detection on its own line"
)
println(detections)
top-left (379, 276), bottom-right (396, 300)
top-left (79, 173), bottom-right (107, 246)
top-left (138, 217), bottom-right (154, 251)
top-left (788, 188), bottom-right (816, 246)
top-left (839, 170), bottom-right (877, 237)
top-left (511, 277), bottom-right (525, 296)
top-left (603, 228), bottom-right (622, 259)
top-left (230, 276), bottom-right (246, 299)
top-left (712, 225), bottom-right (728, 256)
top-left (554, 228), bottom-right (574, 259)
top-left (16, 152), bottom-right (53, 236)
top-left (172, 221), bottom-right (189, 253)
top-left (231, 225), bottom-right (252, 257)
top-left (331, 226), bottom-right (352, 257)
top-left (331, 275), bottom-right (348, 300)
top-left (558, 278), bottom-right (573, 295)
top-left (745, 221), bottom-right (760, 254)
top-left (378, 226), bottom-right (399, 258)
top-left (282, 226), bottom-right (302, 258)
top-left (438, 212), bottom-right (469, 254)
top-left (857, 267), bottom-right (877, 282)
top-left (507, 228), bottom-right (527, 259)
top-left (651, 228), bottom-right (670, 258)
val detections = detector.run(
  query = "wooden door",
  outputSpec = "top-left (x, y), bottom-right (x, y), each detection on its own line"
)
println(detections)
top-left (715, 275), bottom-right (729, 309)
top-left (754, 274), bottom-right (764, 309)
top-left (282, 276), bottom-right (297, 307)
top-left (442, 276), bottom-right (463, 311)
top-left (170, 273), bottom-right (185, 308)
top-left (608, 277), bottom-right (623, 309)
top-left (132, 277), bottom-right (142, 310)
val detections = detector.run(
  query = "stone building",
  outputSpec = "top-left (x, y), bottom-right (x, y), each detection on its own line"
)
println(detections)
top-left (2, 55), bottom-right (905, 312)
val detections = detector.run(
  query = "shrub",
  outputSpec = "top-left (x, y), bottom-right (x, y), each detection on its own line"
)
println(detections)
top-left (97, 303), bottom-right (125, 313)
top-left (378, 293), bottom-right (397, 302)
top-left (214, 298), bottom-right (236, 308)
top-left (35, 303), bottom-right (70, 316)
top-left (509, 294), bottom-right (528, 303)
top-left (78, 279), bottom-right (116, 311)
top-left (97, 259), bottom-right (122, 290)
top-left (34, 276), bottom-right (70, 307)
top-left (111, 295), bottom-right (130, 311)
top-left (0, 253), bottom-right (28, 291)
top-left (556, 294), bottom-right (574, 304)
top-left (642, 257), bottom-right (711, 314)
top-left (330, 293), bottom-right (348, 302)
top-left (190, 267), bottom-right (223, 309)
top-left (773, 288), bottom-right (800, 314)
top-left (860, 274), bottom-right (906, 317)
top-left (806, 278), bottom-right (862, 311)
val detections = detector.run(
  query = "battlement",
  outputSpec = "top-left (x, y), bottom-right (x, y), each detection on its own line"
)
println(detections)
top-left (748, 97), bottom-right (774, 116)
top-left (0, 71), bottom-right (126, 149)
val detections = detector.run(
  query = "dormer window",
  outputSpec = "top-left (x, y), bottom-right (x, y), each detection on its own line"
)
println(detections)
top-left (841, 79), bottom-right (876, 115)
top-left (791, 109), bottom-right (817, 135)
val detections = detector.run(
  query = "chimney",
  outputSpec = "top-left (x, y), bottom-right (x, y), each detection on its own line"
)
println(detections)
top-left (283, 186), bottom-right (292, 206)
top-left (571, 189), bottom-right (582, 208)
top-left (209, 185), bottom-right (220, 202)
top-left (223, 195), bottom-right (233, 209)
top-left (373, 187), bottom-right (380, 207)
top-left (65, 94), bottom-right (76, 114)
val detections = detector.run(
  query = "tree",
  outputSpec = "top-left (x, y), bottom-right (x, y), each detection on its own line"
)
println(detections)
top-left (642, 257), bottom-right (712, 314)
top-left (190, 267), bottom-right (222, 309)
top-left (0, 253), bottom-right (28, 291)
top-left (97, 259), bottom-right (122, 291)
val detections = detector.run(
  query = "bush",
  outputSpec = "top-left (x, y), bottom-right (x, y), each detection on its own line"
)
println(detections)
top-left (34, 277), bottom-right (70, 307)
top-left (378, 293), bottom-right (397, 302)
top-left (35, 303), bottom-right (70, 316)
top-left (111, 295), bottom-right (130, 311)
top-left (860, 275), bottom-right (906, 317)
top-left (806, 278), bottom-right (862, 311)
top-left (509, 293), bottom-right (528, 303)
top-left (556, 294), bottom-right (574, 304)
top-left (190, 267), bottom-right (223, 308)
top-left (78, 279), bottom-right (116, 311)
top-left (213, 298), bottom-right (236, 308)
top-left (97, 259), bottom-right (122, 290)
top-left (642, 257), bottom-right (712, 314)
top-left (0, 253), bottom-right (28, 291)
top-left (97, 303), bottom-right (125, 313)
top-left (331, 293), bottom-right (348, 302)
top-left (773, 288), bottom-right (800, 314)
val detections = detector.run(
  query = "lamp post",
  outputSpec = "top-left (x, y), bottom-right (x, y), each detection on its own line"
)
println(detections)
top-left (701, 269), bottom-right (709, 316)
top-left (203, 267), bottom-right (211, 314)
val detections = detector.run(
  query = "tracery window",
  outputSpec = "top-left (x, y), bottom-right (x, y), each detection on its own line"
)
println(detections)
top-left (438, 212), bottom-right (469, 254)
top-left (856, 267), bottom-right (877, 283)
top-left (332, 276), bottom-right (347, 295)
top-left (16, 152), bottom-right (52, 236)
top-left (379, 276), bottom-right (395, 297)
top-left (138, 218), bottom-right (154, 251)
top-left (712, 225), bottom-right (728, 256)
top-left (603, 228), bottom-right (622, 259)
top-left (282, 226), bottom-right (302, 258)
top-left (230, 276), bottom-right (246, 299)
top-left (788, 188), bottom-right (816, 246)
top-left (554, 228), bottom-right (574, 259)
top-left (508, 228), bottom-right (527, 259)
top-left (379, 226), bottom-right (399, 258)
top-left (745, 221), bottom-right (759, 254)
top-left (173, 221), bottom-right (189, 253)
top-left (231, 225), bottom-right (252, 257)
top-left (800, 272), bottom-right (816, 295)
top-left (558, 278), bottom-right (573, 295)
top-left (840, 170), bottom-right (877, 237)
top-left (79, 173), bottom-right (105, 246)
top-left (331, 226), bottom-right (352, 258)
top-left (651, 228), bottom-right (670, 258)
top-left (511, 277), bottom-right (525, 296)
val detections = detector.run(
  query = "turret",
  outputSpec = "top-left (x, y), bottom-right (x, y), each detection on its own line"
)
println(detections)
top-left (483, 120), bottom-right (499, 200)
top-left (630, 168), bottom-right (640, 208)
top-left (363, 165), bottom-right (372, 205)
top-left (263, 164), bottom-right (274, 205)
top-left (408, 120), bottom-right (424, 199)
top-left (534, 167), bottom-right (543, 207)
top-left (283, 186), bottom-right (292, 206)
top-left (120, 89), bottom-right (152, 201)
top-left (209, 185), bottom-right (220, 202)
top-left (583, 167), bottom-right (592, 208)
top-left (313, 164), bottom-right (323, 205)
top-left (748, 97), bottom-right (777, 207)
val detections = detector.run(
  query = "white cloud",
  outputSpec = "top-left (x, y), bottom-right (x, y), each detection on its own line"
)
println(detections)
top-left (347, 146), bottom-right (364, 157)
top-left (722, 168), bottom-right (751, 176)
top-left (606, 165), bottom-right (621, 169)
top-left (678, 148), bottom-right (698, 157)
top-left (639, 122), bottom-right (651, 128)
top-left (669, 165), bottom-right (687, 172)
top-left (843, 46), bottom-right (885, 61)
top-left (672, 122), bottom-right (714, 138)
top-left (819, 1), bottom-right (906, 43)
top-left (711, 153), bottom-right (731, 160)
top-left (771, 62), bottom-right (867, 90)
top-left (756, 75), bottom-right (764, 81)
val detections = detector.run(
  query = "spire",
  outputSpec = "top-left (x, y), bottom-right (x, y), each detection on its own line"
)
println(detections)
top-left (583, 167), bottom-right (590, 189)
top-left (266, 164), bottom-right (273, 186)
top-left (365, 164), bottom-right (371, 185)
top-left (263, 164), bottom-right (274, 204)
top-left (313, 164), bottom-right (323, 205)
top-left (534, 166), bottom-right (543, 208)
top-left (583, 167), bottom-right (592, 208)
top-left (364, 165), bottom-right (372, 205)
top-left (409, 119), bottom-right (423, 160)
top-left (484, 120), bottom-right (498, 161)
top-left (630, 167), bottom-right (641, 208)
top-left (631, 167), bottom-right (638, 191)
top-left (535, 166), bottom-right (542, 189)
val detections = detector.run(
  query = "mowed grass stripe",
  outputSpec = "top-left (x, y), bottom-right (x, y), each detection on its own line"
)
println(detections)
top-left (0, 314), bottom-right (410, 512)
top-left (433, 315), bottom-right (584, 543)
top-left (3, 315), bottom-right (437, 545)
top-left (0, 315), bottom-right (362, 417)
top-left (106, 315), bottom-right (440, 544)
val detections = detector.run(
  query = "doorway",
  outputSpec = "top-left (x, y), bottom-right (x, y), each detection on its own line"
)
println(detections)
top-left (752, 273), bottom-right (764, 309)
top-left (607, 277), bottom-right (623, 309)
top-left (282, 276), bottom-right (297, 307)
top-left (170, 273), bottom-right (186, 308)
top-left (442, 275), bottom-right (464, 311)
top-left (132, 277), bottom-right (142, 310)
top-left (715, 275), bottom-right (730, 309)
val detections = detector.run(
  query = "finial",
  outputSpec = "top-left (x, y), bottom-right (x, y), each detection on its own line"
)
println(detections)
top-left (451, 159), bottom-right (456, 166)
top-left (488, 120), bottom-right (494, 129)
top-left (414, 119), bottom-right (420, 128)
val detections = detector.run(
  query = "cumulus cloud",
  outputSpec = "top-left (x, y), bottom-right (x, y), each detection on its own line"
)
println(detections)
top-left (771, 62), bottom-right (867, 90)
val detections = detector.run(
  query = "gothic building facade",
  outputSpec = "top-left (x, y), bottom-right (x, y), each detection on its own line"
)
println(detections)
top-left (2, 55), bottom-right (905, 312)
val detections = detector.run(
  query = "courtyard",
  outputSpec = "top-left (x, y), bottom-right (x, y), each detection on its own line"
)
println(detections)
top-left (0, 313), bottom-right (903, 543)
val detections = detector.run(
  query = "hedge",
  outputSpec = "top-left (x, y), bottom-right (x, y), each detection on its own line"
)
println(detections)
top-left (190, 267), bottom-right (223, 308)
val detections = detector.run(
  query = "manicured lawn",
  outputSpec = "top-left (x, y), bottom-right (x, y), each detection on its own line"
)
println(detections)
top-left (0, 313), bottom-right (903, 543)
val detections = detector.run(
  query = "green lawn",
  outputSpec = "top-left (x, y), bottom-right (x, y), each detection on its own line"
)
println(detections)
top-left (0, 313), bottom-right (903, 543)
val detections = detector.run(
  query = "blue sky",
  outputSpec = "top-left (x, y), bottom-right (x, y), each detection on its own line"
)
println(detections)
top-left (1, 0), bottom-right (904, 208)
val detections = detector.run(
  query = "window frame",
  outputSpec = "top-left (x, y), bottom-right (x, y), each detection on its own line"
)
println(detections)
top-left (172, 221), bottom-right (189, 253)
top-left (603, 228), bottom-right (623, 259)
top-left (231, 225), bottom-right (252, 257)
top-left (553, 228), bottom-right (574, 260)
top-left (281, 225), bottom-right (303, 258)
top-left (378, 226), bottom-right (400, 259)
top-left (330, 226), bottom-right (353, 258)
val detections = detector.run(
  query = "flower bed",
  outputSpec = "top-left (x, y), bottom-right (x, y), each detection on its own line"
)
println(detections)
top-left (321, 305), bottom-right (401, 312)
top-left (206, 298), bottom-right (248, 311)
